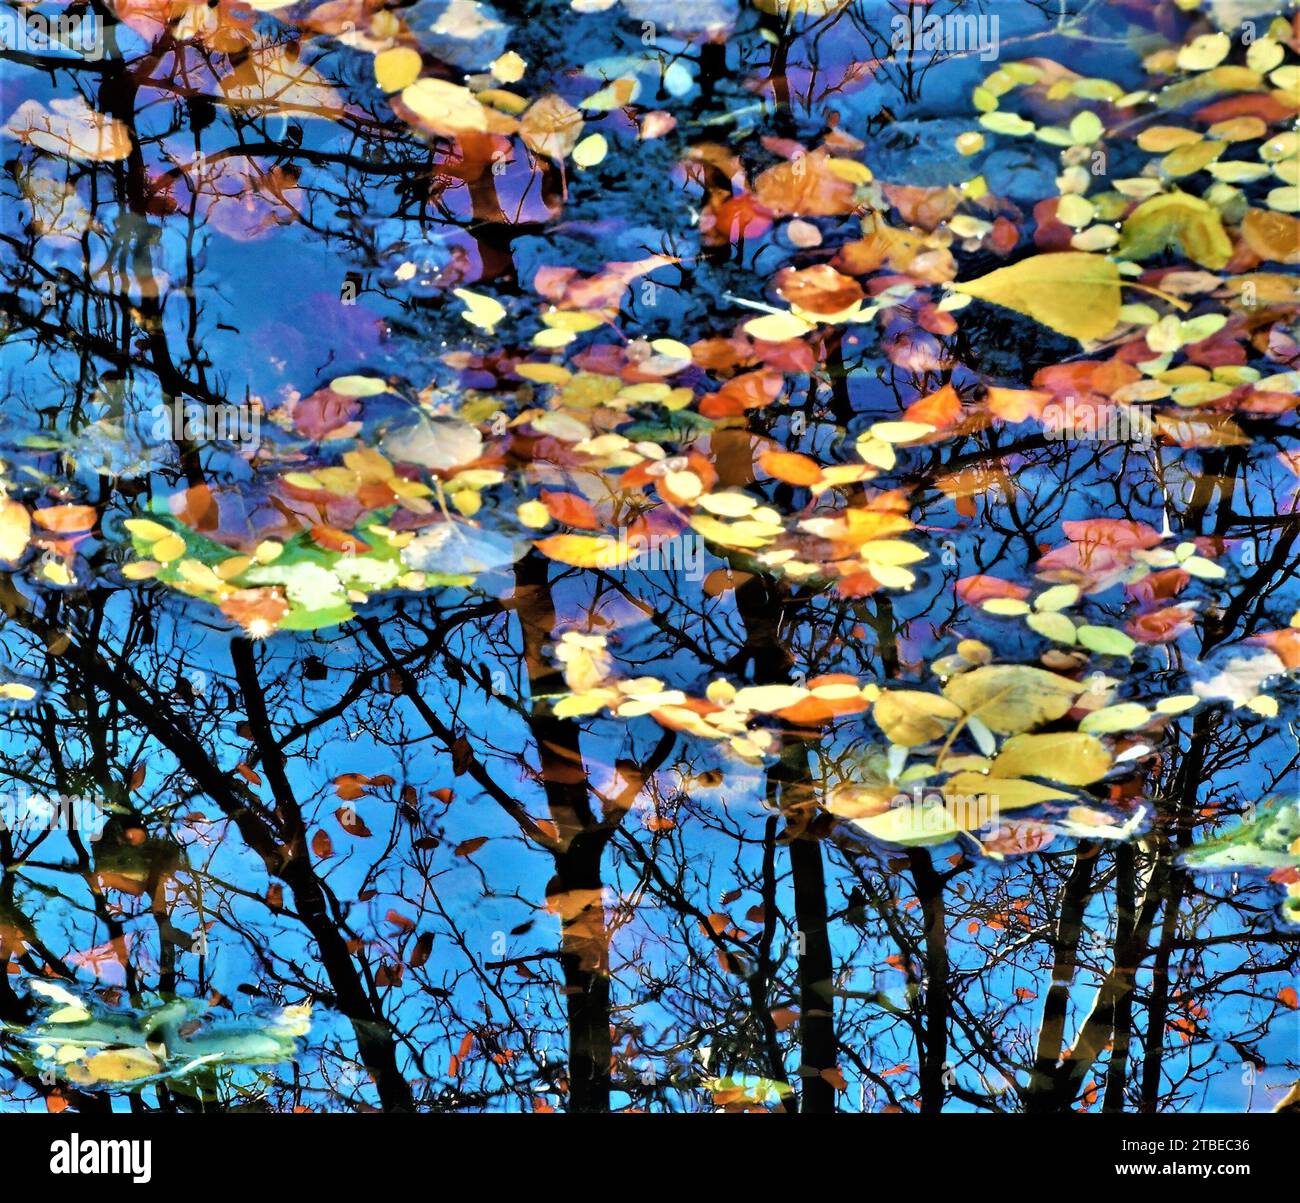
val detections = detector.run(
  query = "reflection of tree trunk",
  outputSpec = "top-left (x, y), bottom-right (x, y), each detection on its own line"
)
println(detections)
top-left (789, 829), bottom-right (836, 1112)
top-left (1139, 870), bottom-right (1186, 1113)
top-left (736, 575), bottom-right (837, 1112)
top-left (1103, 843), bottom-right (1138, 1112)
top-left (514, 550), bottom-right (613, 1112)
top-left (751, 816), bottom-right (794, 1110)
top-left (909, 849), bottom-right (948, 1113)
top-left (456, 132), bottom-right (517, 285)
top-left (1025, 842), bottom-right (1096, 1111)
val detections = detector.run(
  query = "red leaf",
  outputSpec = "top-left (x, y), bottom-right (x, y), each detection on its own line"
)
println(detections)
top-left (335, 806), bottom-right (372, 837)
top-left (540, 490), bottom-right (600, 530)
top-left (409, 931), bottom-right (434, 969)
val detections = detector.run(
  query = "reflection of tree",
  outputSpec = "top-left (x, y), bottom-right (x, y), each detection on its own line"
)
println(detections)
top-left (0, 2), bottom-right (1296, 1118)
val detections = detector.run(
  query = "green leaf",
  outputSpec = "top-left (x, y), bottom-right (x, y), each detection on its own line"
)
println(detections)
top-left (1079, 702), bottom-right (1152, 734)
top-left (1181, 798), bottom-right (1300, 872)
top-left (1077, 625), bottom-right (1136, 656)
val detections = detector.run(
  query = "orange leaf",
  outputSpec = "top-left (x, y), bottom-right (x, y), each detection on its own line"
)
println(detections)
top-left (820, 1066), bottom-right (848, 1091)
top-left (956, 575), bottom-right (1030, 605)
top-left (905, 383), bottom-right (962, 429)
top-left (336, 806), bottom-right (373, 837)
top-left (409, 931), bottom-right (434, 968)
top-left (985, 387), bottom-right (1051, 423)
top-left (32, 504), bottom-right (97, 533)
top-left (334, 773), bottom-right (371, 800)
top-left (540, 490), bottom-right (600, 530)
top-left (310, 524), bottom-right (371, 554)
top-left (534, 534), bottom-right (632, 568)
top-left (758, 449), bottom-right (823, 486)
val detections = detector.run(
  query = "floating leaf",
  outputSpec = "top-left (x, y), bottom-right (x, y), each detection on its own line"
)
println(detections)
top-left (990, 732), bottom-right (1112, 785)
top-left (0, 499), bottom-right (31, 562)
top-left (535, 534), bottom-right (635, 569)
top-left (1117, 191), bottom-right (1232, 270)
top-left (951, 253), bottom-right (1121, 342)
top-left (942, 665), bottom-right (1085, 734)
top-left (1079, 702), bottom-right (1152, 734)
top-left (873, 690), bottom-right (963, 747)
top-left (453, 288), bottom-right (507, 333)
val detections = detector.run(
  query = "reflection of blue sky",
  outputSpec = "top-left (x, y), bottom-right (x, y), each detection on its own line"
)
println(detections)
top-left (0, 0), bottom-right (1296, 1112)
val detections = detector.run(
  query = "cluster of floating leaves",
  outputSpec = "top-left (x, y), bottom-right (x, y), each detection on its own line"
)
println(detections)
top-left (0, 2), bottom-right (1297, 911)
top-left (7, 981), bottom-right (310, 1093)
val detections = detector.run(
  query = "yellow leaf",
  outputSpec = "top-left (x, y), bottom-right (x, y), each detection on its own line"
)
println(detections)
top-left (1079, 702), bottom-right (1152, 734)
top-left (374, 47), bottom-right (423, 93)
top-left (942, 665), bottom-right (1084, 734)
top-left (490, 51), bottom-right (526, 84)
top-left (572, 133), bottom-right (608, 168)
top-left (517, 500), bottom-right (550, 528)
top-left (982, 598), bottom-right (1031, 616)
top-left (152, 533), bottom-right (187, 563)
top-left (1177, 31), bottom-right (1230, 72)
top-left (1161, 139), bottom-right (1225, 178)
top-left (951, 252), bottom-right (1121, 342)
top-left (81, 1047), bottom-right (162, 1083)
top-left (1136, 125), bottom-right (1202, 152)
top-left (1118, 190), bottom-right (1232, 269)
top-left (401, 78), bottom-right (490, 134)
top-left (177, 559), bottom-right (226, 592)
top-left (853, 802), bottom-right (962, 847)
top-left (860, 539), bottom-right (926, 566)
top-left (744, 310), bottom-right (815, 341)
top-left (733, 684), bottom-right (808, 713)
top-left (520, 94), bottom-right (584, 160)
top-left (123, 517), bottom-right (172, 543)
top-left (579, 77), bottom-right (638, 111)
top-left (989, 732), bottom-right (1112, 784)
top-left (873, 690), bottom-right (963, 747)
top-left (941, 772), bottom-right (1074, 810)
top-left (453, 288), bottom-right (506, 333)
top-left (0, 499), bottom-right (31, 562)
top-left (870, 421), bottom-right (934, 444)
top-left (329, 375), bottom-right (391, 397)
top-left (534, 534), bottom-right (631, 568)
top-left (825, 157), bottom-right (873, 184)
